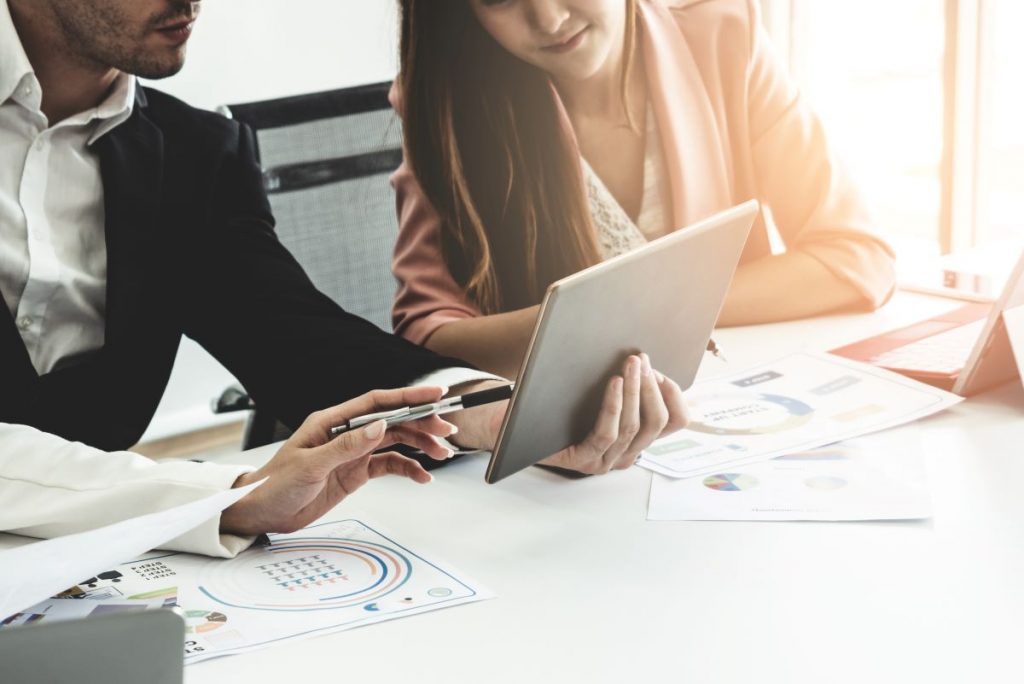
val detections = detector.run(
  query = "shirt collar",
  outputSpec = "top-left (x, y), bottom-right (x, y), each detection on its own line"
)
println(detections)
top-left (1, 0), bottom-right (136, 142)
top-left (0, 0), bottom-right (36, 106)
top-left (87, 73), bottom-right (136, 145)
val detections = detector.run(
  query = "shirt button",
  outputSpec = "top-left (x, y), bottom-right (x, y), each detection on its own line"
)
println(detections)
top-left (17, 316), bottom-right (33, 331)
top-left (23, 86), bottom-right (32, 97)
top-left (33, 138), bottom-right (44, 151)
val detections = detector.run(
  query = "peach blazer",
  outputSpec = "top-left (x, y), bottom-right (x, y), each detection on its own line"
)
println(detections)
top-left (390, 0), bottom-right (897, 345)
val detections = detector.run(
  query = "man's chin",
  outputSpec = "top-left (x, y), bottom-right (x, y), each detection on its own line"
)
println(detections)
top-left (127, 52), bottom-right (187, 80)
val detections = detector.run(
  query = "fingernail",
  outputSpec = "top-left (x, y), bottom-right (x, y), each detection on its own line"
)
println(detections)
top-left (655, 370), bottom-right (666, 383)
top-left (364, 419), bottom-right (386, 440)
top-left (641, 353), bottom-right (652, 377)
top-left (447, 423), bottom-right (459, 435)
top-left (427, 473), bottom-right (435, 483)
top-left (445, 448), bottom-right (455, 459)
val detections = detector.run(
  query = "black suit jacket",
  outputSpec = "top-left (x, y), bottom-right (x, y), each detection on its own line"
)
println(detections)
top-left (0, 87), bottom-right (467, 451)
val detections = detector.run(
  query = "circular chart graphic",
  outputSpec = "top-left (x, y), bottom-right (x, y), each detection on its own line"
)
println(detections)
top-left (804, 476), bottom-right (847, 491)
top-left (703, 473), bottom-right (759, 492)
top-left (184, 609), bottom-right (227, 634)
top-left (687, 393), bottom-right (814, 436)
top-left (197, 537), bottom-right (413, 612)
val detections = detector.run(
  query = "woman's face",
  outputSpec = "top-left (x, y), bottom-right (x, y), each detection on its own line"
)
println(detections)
top-left (468, 0), bottom-right (627, 82)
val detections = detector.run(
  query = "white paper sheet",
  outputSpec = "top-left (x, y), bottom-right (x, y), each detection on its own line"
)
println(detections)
top-left (0, 597), bottom-right (167, 628)
top-left (647, 428), bottom-right (931, 521)
top-left (0, 480), bottom-right (262, 620)
top-left (3, 518), bottom-right (493, 664)
top-left (639, 352), bottom-right (961, 479)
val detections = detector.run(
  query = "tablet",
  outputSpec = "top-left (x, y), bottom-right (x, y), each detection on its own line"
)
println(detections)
top-left (485, 200), bottom-right (759, 483)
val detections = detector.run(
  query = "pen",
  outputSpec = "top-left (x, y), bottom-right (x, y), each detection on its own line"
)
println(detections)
top-left (706, 338), bottom-right (727, 362)
top-left (329, 384), bottom-right (515, 437)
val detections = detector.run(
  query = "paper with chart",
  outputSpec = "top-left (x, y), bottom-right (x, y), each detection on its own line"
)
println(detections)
top-left (647, 427), bottom-right (931, 521)
top-left (638, 352), bottom-right (961, 479)
top-left (2, 519), bottom-right (492, 664)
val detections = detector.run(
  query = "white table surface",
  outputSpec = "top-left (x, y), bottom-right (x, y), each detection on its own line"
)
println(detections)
top-left (182, 291), bottom-right (1024, 684)
top-left (9, 291), bottom-right (1022, 683)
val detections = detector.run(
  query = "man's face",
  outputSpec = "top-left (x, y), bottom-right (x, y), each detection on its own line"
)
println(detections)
top-left (48, 0), bottom-right (201, 79)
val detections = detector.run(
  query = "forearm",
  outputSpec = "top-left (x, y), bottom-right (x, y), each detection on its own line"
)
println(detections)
top-left (717, 250), bottom-right (868, 326)
top-left (425, 306), bottom-right (540, 380)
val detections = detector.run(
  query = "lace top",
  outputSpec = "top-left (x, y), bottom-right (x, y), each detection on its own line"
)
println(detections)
top-left (582, 108), bottom-right (672, 260)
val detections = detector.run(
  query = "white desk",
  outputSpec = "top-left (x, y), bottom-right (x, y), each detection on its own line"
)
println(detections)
top-left (8, 291), bottom-right (1016, 683)
top-left (182, 291), bottom-right (1023, 683)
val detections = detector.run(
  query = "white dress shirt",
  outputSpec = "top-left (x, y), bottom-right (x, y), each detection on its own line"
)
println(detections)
top-left (0, 0), bottom-right (497, 558)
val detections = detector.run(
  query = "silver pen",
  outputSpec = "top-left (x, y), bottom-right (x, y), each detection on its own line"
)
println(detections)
top-left (329, 384), bottom-right (514, 437)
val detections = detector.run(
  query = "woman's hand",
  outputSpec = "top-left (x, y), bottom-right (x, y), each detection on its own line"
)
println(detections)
top-left (447, 353), bottom-right (689, 475)
top-left (539, 353), bottom-right (689, 474)
top-left (220, 386), bottom-right (457, 536)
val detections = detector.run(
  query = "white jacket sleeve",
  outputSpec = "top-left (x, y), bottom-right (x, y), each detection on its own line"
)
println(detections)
top-left (0, 422), bottom-right (257, 558)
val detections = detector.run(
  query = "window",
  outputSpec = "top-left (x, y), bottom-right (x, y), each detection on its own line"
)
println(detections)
top-left (976, 0), bottom-right (1024, 248)
top-left (761, 0), bottom-right (1023, 260)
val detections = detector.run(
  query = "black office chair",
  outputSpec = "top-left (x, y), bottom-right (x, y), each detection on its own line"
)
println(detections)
top-left (212, 82), bottom-right (405, 450)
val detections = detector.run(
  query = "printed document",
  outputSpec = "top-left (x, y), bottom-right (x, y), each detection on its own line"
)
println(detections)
top-left (647, 427), bottom-right (931, 521)
top-left (639, 352), bottom-right (961, 479)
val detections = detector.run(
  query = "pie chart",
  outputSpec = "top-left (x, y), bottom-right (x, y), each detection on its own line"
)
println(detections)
top-left (703, 473), bottom-right (759, 492)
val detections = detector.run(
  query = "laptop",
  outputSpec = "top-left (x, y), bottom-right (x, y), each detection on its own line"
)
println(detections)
top-left (832, 249), bottom-right (1024, 395)
top-left (485, 201), bottom-right (758, 483)
top-left (0, 609), bottom-right (185, 683)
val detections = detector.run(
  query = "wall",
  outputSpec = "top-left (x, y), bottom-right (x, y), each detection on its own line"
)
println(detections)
top-left (139, 0), bottom-right (400, 442)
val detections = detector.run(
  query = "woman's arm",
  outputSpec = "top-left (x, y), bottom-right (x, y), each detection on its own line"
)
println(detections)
top-left (718, 250), bottom-right (867, 326)
top-left (424, 305), bottom-right (539, 380)
top-left (734, 0), bottom-right (897, 323)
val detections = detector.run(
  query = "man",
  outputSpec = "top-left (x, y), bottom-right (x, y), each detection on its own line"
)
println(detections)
top-left (0, 0), bottom-right (687, 557)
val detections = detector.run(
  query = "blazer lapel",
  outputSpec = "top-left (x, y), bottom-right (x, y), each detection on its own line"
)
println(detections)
top-left (95, 88), bottom-right (164, 347)
top-left (638, 0), bottom-right (733, 230)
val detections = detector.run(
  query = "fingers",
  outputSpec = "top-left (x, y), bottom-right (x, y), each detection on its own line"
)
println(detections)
top-left (385, 423), bottom-right (455, 461)
top-left (542, 374), bottom-right (624, 475)
top-left (303, 386), bottom-right (448, 443)
top-left (616, 354), bottom-right (670, 468)
top-left (655, 371), bottom-right (689, 438)
top-left (309, 419), bottom-right (389, 472)
top-left (604, 355), bottom-right (643, 470)
top-left (366, 451), bottom-right (433, 484)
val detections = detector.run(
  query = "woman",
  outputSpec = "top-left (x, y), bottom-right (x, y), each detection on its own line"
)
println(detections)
top-left (391, 0), bottom-right (896, 381)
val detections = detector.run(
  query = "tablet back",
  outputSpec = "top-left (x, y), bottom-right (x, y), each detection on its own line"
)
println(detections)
top-left (486, 201), bottom-right (758, 483)
top-left (0, 609), bottom-right (185, 684)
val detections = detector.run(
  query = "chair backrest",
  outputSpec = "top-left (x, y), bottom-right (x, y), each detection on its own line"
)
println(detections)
top-left (222, 82), bottom-right (402, 331)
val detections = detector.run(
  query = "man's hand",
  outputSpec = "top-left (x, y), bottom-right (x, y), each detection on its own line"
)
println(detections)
top-left (220, 386), bottom-right (457, 537)
top-left (446, 353), bottom-right (689, 474)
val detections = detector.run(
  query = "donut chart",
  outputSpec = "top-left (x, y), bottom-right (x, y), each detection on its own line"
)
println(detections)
top-left (687, 393), bottom-right (815, 436)
top-left (184, 609), bottom-right (227, 634)
top-left (703, 473), bottom-right (759, 492)
top-left (197, 536), bottom-right (413, 612)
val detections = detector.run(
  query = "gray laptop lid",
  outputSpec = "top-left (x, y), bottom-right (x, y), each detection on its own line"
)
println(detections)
top-left (486, 201), bottom-right (758, 483)
top-left (0, 609), bottom-right (185, 684)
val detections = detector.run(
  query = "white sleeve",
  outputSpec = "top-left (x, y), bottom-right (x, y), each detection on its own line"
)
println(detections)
top-left (0, 423), bottom-right (257, 558)
top-left (413, 367), bottom-right (506, 392)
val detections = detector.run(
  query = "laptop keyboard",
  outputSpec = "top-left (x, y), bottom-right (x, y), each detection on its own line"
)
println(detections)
top-left (869, 319), bottom-right (987, 373)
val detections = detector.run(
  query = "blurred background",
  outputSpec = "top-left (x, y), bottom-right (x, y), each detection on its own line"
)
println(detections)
top-left (138, 0), bottom-right (1023, 453)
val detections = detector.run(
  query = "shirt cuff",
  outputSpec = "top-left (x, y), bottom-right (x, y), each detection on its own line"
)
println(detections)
top-left (411, 367), bottom-right (508, 454)
top-left (412, 367), bottom-right (507, 394)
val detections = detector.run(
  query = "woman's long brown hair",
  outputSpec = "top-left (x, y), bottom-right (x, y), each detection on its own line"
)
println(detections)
top-left (399, 0), bottom-right (638, 314)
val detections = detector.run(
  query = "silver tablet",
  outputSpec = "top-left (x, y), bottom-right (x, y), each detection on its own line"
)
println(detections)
top-left (485, 200), bottom-right (759, 483)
